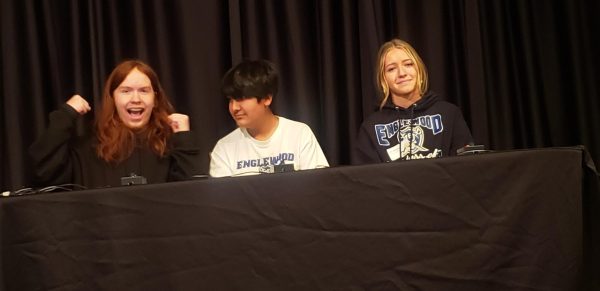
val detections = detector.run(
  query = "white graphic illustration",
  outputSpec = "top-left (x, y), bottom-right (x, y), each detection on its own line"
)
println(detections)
top-left (398, 125), bottom-right (428, 159)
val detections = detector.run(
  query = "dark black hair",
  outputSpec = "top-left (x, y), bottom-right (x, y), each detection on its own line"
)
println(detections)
top-left (221, 59), bottom-right (278, 100)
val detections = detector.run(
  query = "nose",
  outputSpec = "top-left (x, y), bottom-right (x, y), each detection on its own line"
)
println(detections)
top-left (229, 99), bottom-right (240, 111)
top-left (397, 66), bottom-right (407, 77)
top-left (130, 90), bottom-right (142, 102)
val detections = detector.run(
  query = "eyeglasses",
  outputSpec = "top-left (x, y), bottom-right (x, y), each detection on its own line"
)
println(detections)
top-left (115, 86), bottom-right (155, 97)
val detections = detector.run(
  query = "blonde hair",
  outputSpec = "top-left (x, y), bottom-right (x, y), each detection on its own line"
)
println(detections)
top-left (376, 39), bottom-right (429, 109)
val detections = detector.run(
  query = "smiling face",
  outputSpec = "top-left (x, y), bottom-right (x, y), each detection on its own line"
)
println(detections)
top-left (113, 68), bottom-right (156, 129)
top-left (383, 47), bottom-right (420, 102)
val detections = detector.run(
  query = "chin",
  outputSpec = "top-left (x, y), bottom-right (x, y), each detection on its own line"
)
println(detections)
top-left (234, 120), bottom-right (249, 128)
top-left (124, 119), bottom-right (150, 130)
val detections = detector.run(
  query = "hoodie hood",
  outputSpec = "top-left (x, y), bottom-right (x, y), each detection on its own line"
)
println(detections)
top-left (381, 91), bottom-right (440, 113)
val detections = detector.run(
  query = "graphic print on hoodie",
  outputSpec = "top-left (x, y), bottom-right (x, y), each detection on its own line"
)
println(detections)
top-left (374, 113), bottom-right (444, 161)
top-left (353, 91), bottom-right (474, 164)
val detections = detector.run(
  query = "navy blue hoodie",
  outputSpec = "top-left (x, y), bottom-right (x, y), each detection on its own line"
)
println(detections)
top-left (353, 91), bottom-right (473, 164)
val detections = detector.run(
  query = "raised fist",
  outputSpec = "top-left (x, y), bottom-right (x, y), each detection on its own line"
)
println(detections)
top-left (168, 113), bottom-right (190, 133)
top-left (66, 95), bottom-right (91, 115)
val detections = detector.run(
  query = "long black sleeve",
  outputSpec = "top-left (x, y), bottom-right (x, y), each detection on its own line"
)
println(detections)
top-left (29, 104), bottom-right (80, 186)
top-left (449, 110), bottom-right (474, 156)
top-left (352, 122), bottom-right (384, 165)
top-left (167, 131), bottom-right (203, 181)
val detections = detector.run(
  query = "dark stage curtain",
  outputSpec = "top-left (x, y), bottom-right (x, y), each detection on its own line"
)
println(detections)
top-left (1, 0), bottom-right (599, 191)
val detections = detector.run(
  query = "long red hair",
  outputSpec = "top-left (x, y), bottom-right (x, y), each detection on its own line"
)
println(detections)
top-left (95, 60), bottom-right (174, 163)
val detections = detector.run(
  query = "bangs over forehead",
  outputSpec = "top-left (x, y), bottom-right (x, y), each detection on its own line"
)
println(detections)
top-left (222, 60), bottom-right (278, 100)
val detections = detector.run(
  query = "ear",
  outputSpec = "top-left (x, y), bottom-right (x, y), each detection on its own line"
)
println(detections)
top-left (263, 95), bottom-right (273, 106)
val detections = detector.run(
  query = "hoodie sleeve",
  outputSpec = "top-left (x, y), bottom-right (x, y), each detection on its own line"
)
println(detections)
top-left (168, 131), bottom-right (203, 181)
top-left (352, 121), bottom-right (384, 165)
top-left (29, 104), bottom-right (80, 186)
top-left (449, 110), bottom-right (474, 156)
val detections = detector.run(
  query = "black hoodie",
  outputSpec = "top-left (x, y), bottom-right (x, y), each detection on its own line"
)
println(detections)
top-left (353, 91), bottom-right (473, 164)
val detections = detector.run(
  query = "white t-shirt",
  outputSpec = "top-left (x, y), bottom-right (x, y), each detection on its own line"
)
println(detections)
top-left (210, 116), bottom-right (329, 177)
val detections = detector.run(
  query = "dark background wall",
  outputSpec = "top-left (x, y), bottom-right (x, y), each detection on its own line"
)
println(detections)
top-left (1, 0), bottom-right (599, 191)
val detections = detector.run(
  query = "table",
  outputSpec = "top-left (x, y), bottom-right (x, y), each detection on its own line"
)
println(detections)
top-left (1, 147), bottom-right (598, 290)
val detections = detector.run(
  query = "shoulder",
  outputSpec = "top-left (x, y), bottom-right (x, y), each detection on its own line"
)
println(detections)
top-left (362, 109), bottom-right (396, 126)
top-left (277, 117), bottom-right (321, 144)
top-left (424, 97), bottom-right (463, 115)
top-left (423, 92), bottom-right (459, 109)
top-left (422, 99), bottom-right (468, 126)
top-left (215, 128), bottom-right (244, 146)
top-left (278, 116), bottom-right (312, 132)
top-left (434, 99), bottom-right (461, 109)
top-left (279, 116), bottom-right (307, 127)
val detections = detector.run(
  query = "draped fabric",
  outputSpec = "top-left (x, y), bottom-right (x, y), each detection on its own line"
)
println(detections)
top-left (1, 0), bottom-right (599, 191)
top-left (1, 148), bottom-right (596, 290)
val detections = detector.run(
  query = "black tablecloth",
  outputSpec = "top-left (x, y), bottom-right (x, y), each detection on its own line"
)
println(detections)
top-left (1, 147), bottom-right (599, 291)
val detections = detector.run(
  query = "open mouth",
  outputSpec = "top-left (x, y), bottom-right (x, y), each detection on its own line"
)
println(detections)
top-left (127, 108), bottom-right (145, 118)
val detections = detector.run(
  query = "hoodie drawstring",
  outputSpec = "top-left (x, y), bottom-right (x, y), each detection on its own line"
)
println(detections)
top-left (409, 103), bottom-right (417, 160)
